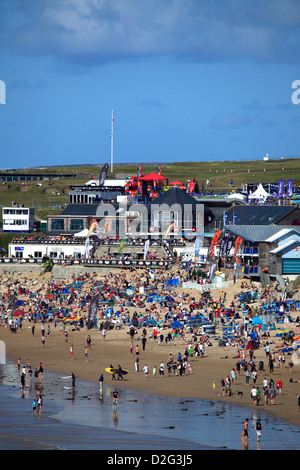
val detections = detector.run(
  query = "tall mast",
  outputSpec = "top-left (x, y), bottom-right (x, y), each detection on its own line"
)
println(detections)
top-left (110, 110), bottom-right (114, 173)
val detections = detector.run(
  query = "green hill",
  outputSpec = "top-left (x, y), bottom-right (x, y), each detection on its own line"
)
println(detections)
top-left (0, 158), bottom-right (299, 223)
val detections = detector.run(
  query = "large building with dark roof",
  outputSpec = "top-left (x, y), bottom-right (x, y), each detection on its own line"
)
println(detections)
top-left (224, 204), bottom-right (300, 226)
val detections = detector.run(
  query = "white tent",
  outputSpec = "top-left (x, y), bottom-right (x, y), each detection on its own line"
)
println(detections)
top-left (225, 192), bottom-right (246, 202)
top-left (74, 229), bottom-right (89, 237)
top-left (249, 183), bottom-right (271, 201)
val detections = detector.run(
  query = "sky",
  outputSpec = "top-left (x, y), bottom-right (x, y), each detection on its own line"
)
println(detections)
top-left (0, 0), bottom-right (300, 170)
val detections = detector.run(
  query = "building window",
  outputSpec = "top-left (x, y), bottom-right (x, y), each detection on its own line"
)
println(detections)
top-left (70, 219), bottom-right (84, 231)
top-left (51, 219), bottom-right (64, 231)
top-left (34, 251), bottom-right (42, 258)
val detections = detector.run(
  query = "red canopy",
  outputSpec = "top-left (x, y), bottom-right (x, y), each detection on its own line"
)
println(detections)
top-left (13, 309), bottom-right (25, 317)
top-left (138, 172), bottom-right (168, 181)
top-left (169, 180), bottom-right (184, 186)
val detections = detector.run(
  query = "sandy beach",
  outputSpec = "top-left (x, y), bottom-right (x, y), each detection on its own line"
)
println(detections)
top-left (1, 268), bottom-right (300, 429)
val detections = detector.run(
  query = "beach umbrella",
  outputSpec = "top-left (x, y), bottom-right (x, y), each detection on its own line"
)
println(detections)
top-left (15, 299), bottom-right (24, 306)
top-left (12, 309), bottom-right (24, 317)
top-left (252, 317), bottom-right (263, 326)
top-left (292, 340), bottom-right (300, 349)
top-left (172, 320), bottom-right (183, 328)
top-left (292, 349), bottom-right (300, 365)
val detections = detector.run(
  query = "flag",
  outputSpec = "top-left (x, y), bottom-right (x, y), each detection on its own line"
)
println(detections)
top-left (118, 238), bottom-right (126, 256)
top-left (209, 230), bottom-right (222, 257)
top-left (137, 165), bottom-right (142, 177)
top-left (194, 237), bottom-right (201, 257)
top-left (157, 165), bottom-right (161, 175)
top-left (277, 180), bottom-right (284, 198)
top-left (233, 236), bottom-right (243, 261)
top-left (186, 259), bottom-right (192, 273)
top-left (87, 220), bottom-right (98, 238)
top-left (87, 294), bottom-right (99, 330)
top-left (144, 239), bottom-right (150, 260)
top-left (287, 179), bottom-right (293, 197)
top-left (209, 263), bottom-right (217, 281)
top-left (163, 222), bottom-right (175, 239)
top-left (85, 237), bottom-right (90, 258)
top-left (225, 235), bottom-right (236, 258)
top-left (99, 163), bottom-right (109, 186)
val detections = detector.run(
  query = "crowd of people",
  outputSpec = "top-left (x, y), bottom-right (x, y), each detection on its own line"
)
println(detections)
top-left (1, 262), bottom-right (300, 442)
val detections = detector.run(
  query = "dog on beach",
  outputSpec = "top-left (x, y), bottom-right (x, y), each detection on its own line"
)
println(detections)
top-left (237, 390), bottom-right (244, 397)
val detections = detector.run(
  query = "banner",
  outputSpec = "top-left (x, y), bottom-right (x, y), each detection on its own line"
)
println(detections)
top-left (277, 179), bottom-right (284, 198)
top-left (118, 238), bottom-right (126, 256)
top-left (144, 239), bottom-right (150, 260)
top-left (137, 165), bottom-right (142, 177)
top-left (287, 179), bottom-right (293, 197)
top-left (99, 163), bottom-right (109, 186)
top-left (87, 220), bottom-right (98, 238)
top-left (209, 263), bottom-right (217, 281)
top-left (90, 236), bottom-right (101, 258)
top-left (194, 237), bottom-right (201, 257)
top-left (186, 259), bottom-right (192, 273)
top-left (225, 235), bottom-right (236, 258)
top-left (157, 165), bottom-right (161, 176)
top-left (219, 235), bottom-right (228, 258)
top-left (233, 236), bottom-right (243, 261)
top-left (209, 230), bottom-right (222, 257)
top-left (87, 294), bottom-right (99, 330)
top-left (163, 222), bottom-right (175, 240)
top-left (85, 237), bottom-right (90, 258)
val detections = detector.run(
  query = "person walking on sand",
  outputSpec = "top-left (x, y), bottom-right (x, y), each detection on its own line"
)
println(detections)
top-left (143, 364), bottom-right (149, 378)
top-left (70, 344), bottom-right (73, 360)
top-left (85, 346), bottom-right (88, 362)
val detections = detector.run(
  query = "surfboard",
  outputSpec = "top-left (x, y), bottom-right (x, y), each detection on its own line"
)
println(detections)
top-left (63, 386), bottom-right (74, 390)
top-left (105, 367), bottom-right (129, 375)
top-left (58, 376), bottom-right (72, 379)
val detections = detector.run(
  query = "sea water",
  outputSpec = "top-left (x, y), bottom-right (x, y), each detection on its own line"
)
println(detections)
top-left (0, 362), bottom-right (299, 450)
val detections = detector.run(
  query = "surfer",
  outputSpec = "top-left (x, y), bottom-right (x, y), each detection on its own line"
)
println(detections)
top-left (71, 372), bottom-right (76, 388)
top-left (110, 364), bottom-right (116, 380)
top-left (117, 365), bottom-right (124, 381)
top-left (112, 388), bottom-right (119, 406)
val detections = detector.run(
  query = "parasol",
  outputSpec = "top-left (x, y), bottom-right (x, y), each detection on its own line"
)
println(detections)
top-left (12, 309), bottom-right (25, 317)
top-left (292, 349), bottom-right (300, 365)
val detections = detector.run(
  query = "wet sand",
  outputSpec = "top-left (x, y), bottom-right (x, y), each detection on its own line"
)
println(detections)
top-left (1, 310), bottom-right (300, 428)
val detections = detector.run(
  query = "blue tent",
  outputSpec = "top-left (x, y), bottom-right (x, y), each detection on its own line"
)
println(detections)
top-left (172, 320), bottom-right (184, 328)
top-left (145, 319), bottom-right (158, 326)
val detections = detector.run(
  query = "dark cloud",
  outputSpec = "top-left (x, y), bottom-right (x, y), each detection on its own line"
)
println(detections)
top-left (1, 0), bottom-right (300, 65)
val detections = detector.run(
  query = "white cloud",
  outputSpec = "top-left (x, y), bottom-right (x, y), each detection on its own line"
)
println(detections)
top-left (2, 0), bottom-right (300, 64)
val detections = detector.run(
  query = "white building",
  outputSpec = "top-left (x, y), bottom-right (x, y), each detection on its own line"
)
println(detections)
top-left (2, 207), bottom-right (35, 233)
top-left (9, 238), bottom-right (86, 259)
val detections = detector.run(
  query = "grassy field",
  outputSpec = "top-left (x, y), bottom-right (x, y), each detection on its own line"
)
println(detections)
top-left (0, 158), bottom-right (299, 223)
